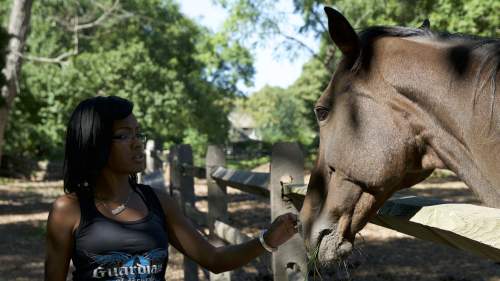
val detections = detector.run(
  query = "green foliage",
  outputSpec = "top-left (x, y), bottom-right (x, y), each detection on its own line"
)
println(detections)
top-left (288, 58), bottom-right (330, 133)
top-left (218, 0), bottom-right (499, 66)
top-left (182, 127), bottom-right (208, 166)
top-left (3, 0), bottom-right (254, 160)
top-left (240, 85), bottom-right (315, 145)
top-left (4, 0), bottom-right (498, 162)
top-left (217, 0), bottom-right (500, 153)
top-left (294, 0), bottom-right (499, 37)
top-left (226, 155), bottom-right (269, 171)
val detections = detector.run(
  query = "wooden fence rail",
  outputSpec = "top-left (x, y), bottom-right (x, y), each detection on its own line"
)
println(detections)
top-left (143, 142), bottom-right (500, 281)
top-left (211, 167), bottom-right (270, 197)
top-left (282, 184), bottom-right (500, 263)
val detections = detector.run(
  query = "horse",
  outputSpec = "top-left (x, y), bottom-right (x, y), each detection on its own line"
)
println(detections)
top-left (299, 7), bottom-right (500, 266)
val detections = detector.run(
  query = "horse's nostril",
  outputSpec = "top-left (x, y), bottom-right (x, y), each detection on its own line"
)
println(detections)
top-left (313, 229), bottom-right (334, 251)
top-left (318, 229), bottom-right (333, 242)
top-left (328, 166), bottom-right (335, 177)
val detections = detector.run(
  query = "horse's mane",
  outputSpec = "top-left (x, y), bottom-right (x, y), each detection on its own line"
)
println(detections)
top-left (358, 25), bottom-right (499, 51)
top-left (354, 26), bottom-right (500, 72)
top-left (354, 26), bottom-right (500, 128)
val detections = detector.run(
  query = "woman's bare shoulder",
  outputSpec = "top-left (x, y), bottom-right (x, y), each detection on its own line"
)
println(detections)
top-left (48, 193), bottom-right (80, 231)
top-left (52, 193), bottom-right (80, 211)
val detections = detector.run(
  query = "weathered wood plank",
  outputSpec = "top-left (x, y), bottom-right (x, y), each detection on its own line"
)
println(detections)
top-left (372, 196), bottom-right (500, 262)
top-left (213, 220), bottom-right (272, 275)
top-left (211, 166), bottom-right (270, 197)
top-left (214, 220), bottom-right (252, 244)
top-left (178, 145), bottom-right (196, 205)
top-left (282, 182), bottom-right (500, 262)
top-left (206, 146), bottom-right (228, 234)
top-left (270, 143), bottom-right (307, 281)
top-left (185, 203), bottom-right (208, 227)
top-left (169, 145), bottom-right (198, 281)
top-left (145, 140), bottom-right (162, 173)
top-left (206, 145), bottom-right (231, 281)
top-left (282, 183), bottom-right (307, 196)
top-left (281, 183), bottom-right (308, 210)
top-left (182, 163), bottom-right (207, 179)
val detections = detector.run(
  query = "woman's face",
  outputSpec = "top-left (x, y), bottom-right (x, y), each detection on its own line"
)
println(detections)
top-left (106, 114), bottom-right (146, 174)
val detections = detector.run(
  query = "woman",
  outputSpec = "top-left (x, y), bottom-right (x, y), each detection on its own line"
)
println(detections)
top-left (45, 96), bottom-right (299, 280)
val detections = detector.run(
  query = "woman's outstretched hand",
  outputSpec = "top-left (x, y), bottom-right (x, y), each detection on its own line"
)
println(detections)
top-left (264, 213), bottom-right (300, 249)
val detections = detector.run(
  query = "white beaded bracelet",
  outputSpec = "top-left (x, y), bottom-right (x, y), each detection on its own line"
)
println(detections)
top-left (259, 230), bottom-right (278, 253)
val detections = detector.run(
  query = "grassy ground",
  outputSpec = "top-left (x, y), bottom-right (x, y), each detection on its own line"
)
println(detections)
top-left (0, 171), bottom-right (499, 280)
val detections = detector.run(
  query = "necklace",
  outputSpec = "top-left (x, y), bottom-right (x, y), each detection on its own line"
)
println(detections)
top-left (96, 188), bottom-right (132, 216)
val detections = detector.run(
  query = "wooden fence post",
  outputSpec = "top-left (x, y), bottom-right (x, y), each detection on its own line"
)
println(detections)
top-left (145, 139), bottom-right (156, 174)
top-left (206, 145), bottom-right (231, 281)
top-left (270, 142), bottom-right (308, 281)
top-left (169, 144), bottom-right (199, 281)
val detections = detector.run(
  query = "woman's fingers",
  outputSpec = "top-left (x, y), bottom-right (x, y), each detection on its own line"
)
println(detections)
top-left (280, 213), bottom-right (298, 234)
top-left (264, 213), bottom-right (300, 248)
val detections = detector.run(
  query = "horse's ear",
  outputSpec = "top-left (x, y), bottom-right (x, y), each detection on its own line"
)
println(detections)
top-left (324, 7), bottom-right (360, 59)
top-left (419, 19), bottom-right (431, 30)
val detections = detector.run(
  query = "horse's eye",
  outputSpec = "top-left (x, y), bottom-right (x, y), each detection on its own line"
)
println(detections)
top-left (314, 107), bottom-right (330, 122)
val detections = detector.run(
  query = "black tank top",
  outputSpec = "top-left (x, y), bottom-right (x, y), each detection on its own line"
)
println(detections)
top-left (72, 184), bottom-right (169, 281)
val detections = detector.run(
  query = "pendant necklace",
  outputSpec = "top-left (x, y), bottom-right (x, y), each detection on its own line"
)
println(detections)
top-left (97, 188), bottom-right (132, 216)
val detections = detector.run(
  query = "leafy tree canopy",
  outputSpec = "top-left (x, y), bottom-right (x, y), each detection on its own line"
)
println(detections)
top-left (3, 0), bottom-right (499, 160)
top-left (241, 85), bottom-right (314, 145)
top-left (2, 0), bottom-right (254, 160)
top-left (220, 0), bottom-right (499, 149)
top-left (294, 0), bottom-right (499, 37)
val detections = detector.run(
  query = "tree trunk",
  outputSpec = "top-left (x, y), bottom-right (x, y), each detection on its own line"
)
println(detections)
top-left (0, 0), bottom-right (33, 166)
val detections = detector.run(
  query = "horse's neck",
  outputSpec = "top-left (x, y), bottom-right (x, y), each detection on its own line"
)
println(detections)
top-left (420, 59), bottom-right (500, 208)
top-left (462, 69), bottom-right (500, 207)
top-left (379, 37), bottom-right (500, 207)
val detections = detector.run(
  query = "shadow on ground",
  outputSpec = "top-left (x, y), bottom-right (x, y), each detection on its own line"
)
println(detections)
top-left (200, 178), bottom-right (500, 281)
top-left (324, 235), bottom-right (500, 281)
top-left (0, 220), bottom-right (47, 280)
top-left (1, 176), bottom-right (499, 281)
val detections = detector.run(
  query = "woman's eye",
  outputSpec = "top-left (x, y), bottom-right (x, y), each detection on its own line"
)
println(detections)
top-left (113, 134), bottom-right (128, 140)
top-left (314, 107), bottom-right (330, 122)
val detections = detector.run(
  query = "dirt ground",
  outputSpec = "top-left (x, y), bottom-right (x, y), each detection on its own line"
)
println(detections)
top-left (0, 170), bottom-right (499, 281)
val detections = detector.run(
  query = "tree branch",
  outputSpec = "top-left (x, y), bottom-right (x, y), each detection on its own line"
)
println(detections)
top-left (353, 10), bottom-right (371, 29)
top-left (18, 0), bottom-right (121, 66)
top-left (310, 7), bottom-right (328, 35)
top-left (277, 30), bottom-right (335, 70)
top-left (279, 33), bottom-right (319, 60)
top-left (75, 0), bottom-right (120, 31)
top-left (323, 45), bottom-right (337, 71)
top-left (16, 15), bottom-right (78, 66)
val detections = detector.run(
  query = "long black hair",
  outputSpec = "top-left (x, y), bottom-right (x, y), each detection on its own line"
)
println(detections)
top-left (63, 95), bottom-right (137, 196)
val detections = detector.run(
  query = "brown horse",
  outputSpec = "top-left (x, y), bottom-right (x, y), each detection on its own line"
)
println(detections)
top-left (299, 7), bottom-right (500, 265)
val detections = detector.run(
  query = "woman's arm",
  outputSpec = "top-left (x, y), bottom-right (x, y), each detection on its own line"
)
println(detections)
top-left (44, 194), bottom-right (80, 281)
top-left (208, 213), bottom-right (298, 273)
top-left (154, 189), bottom-right (298, 273)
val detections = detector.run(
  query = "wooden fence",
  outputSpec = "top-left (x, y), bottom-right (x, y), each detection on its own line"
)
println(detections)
top-left (143, 142), bottom-right (500, 281)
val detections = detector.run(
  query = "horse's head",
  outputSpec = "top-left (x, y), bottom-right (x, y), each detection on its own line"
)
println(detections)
top-left (299, 7), bottom-right (447, 265)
